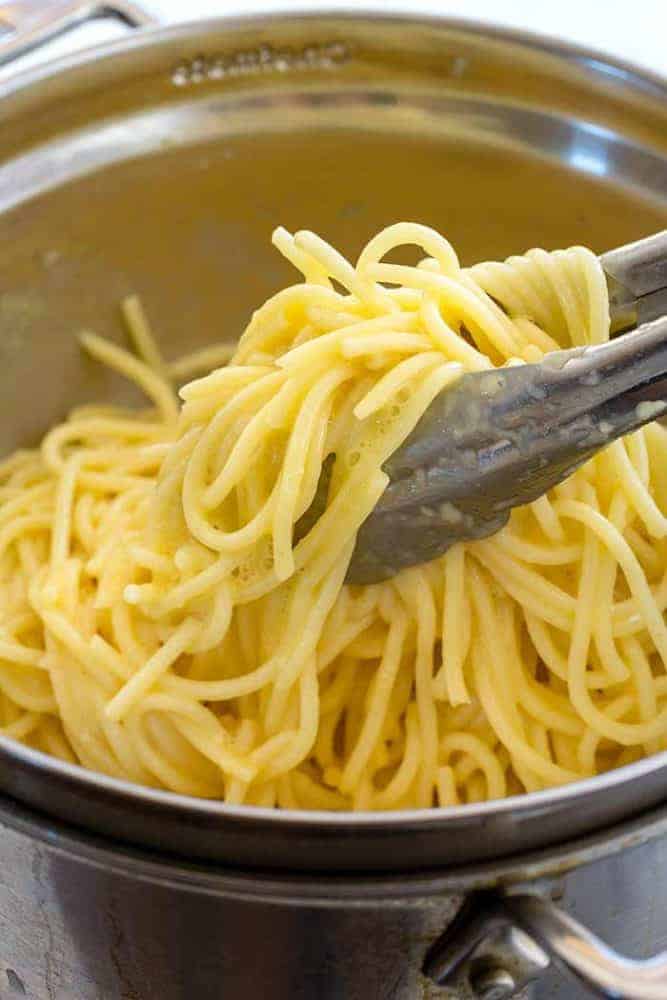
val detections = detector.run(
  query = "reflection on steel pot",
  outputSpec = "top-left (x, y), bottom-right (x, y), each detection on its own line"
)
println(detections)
top-left (1, 3), bottom-right (667, 997)
top-left (2, 794), bottom-right (667, 999)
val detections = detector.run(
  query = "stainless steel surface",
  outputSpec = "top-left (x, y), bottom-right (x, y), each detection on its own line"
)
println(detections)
top-left (1, 9), bottom-right (667, 872)
top-left (471, 968), bottom-right (520, 1000)
top-left (348, 305), bottom-right (667, 584)
top-left (2, 7), bottom-right (667, 999)
top-left (503, 893), bottom-right (667, 999)
top-left (427, 883), bottom-right (667, 999)
top-left (539, 837), bottom-right (667, 1000)
top-left (0, 790), bottom-right (664, 1000)
top-left (423, 891), bottom-right (550, 997)
top-left (603, 230), bottom-right (667, 334)
top-left (0, 792), bottom-right (462, 1000)
top-left (0, 0), bottom-right (155, 65)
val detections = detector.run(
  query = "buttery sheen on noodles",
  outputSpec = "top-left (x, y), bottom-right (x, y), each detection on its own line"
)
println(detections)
top-left (2, 223), bottom-right (667, 810)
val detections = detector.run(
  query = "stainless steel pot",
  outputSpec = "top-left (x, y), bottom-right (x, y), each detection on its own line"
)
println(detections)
top-left (0, 789), bottom-right (666, 1000)
top-left (1, 4), bottom-right (667, 997)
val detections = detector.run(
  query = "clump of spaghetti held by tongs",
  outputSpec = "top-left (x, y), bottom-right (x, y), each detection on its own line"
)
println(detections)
top-left (341, 231), bottom-right (667, 583)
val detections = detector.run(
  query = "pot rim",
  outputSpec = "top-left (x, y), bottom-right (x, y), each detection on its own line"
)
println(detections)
top-left (1, 7), bottom-right (666, 102)
top-left (1, 7), bottom-right (667, 833)
top-left (3, 731), bottom-right (667, 830)
top-left (2, 768), bottom-right (667, 900)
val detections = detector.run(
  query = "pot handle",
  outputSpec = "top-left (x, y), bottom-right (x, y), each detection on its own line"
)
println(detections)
top-left (424, 890), bottom-right (667, 999)
top-left (504, 892), bottom-right (667, 999)
top-left (0, 0), bottom-right (157, 67)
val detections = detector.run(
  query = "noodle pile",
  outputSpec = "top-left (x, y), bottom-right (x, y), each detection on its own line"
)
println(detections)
top-left (2, 222), bottom-right (667, 810)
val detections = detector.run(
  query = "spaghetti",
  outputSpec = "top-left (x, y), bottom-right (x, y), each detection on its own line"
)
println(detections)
top-left (1, 222), bottom-right (667, 810)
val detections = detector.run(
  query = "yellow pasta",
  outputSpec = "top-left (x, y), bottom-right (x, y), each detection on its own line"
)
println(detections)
top-left (1, 222), bottom-right (667, 811)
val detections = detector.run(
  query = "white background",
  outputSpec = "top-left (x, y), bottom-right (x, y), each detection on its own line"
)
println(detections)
top-left (2, 1), bottom-right (666, 80)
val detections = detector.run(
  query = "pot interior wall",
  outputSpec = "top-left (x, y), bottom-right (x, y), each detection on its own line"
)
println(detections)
top-left (1, 83), bottom-right (666, 455)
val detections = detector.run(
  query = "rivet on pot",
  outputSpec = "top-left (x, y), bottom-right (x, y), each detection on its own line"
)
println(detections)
top-left (469, 965), bottom-right (517, 1000)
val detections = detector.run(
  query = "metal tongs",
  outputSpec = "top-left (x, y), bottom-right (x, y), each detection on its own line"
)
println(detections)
top-left (346, 231), bottom-right (667, 583)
